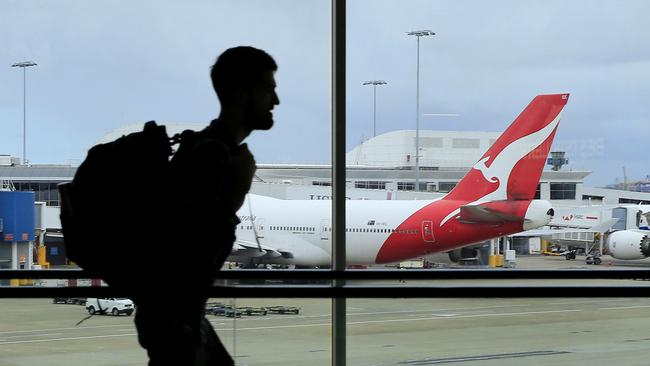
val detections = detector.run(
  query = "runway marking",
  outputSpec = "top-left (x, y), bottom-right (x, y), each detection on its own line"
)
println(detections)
top-left (548, 299), bottom-right (640, 306)
top-left (205, 304), bottom-right (529, 324)
top-left (220, 304), bottom-right (531, 322)
top-left (115, 328), bottom-right (138, 332)
top-left (346, 309), bottom-right (583, 326)
top-left (215, 322), bottom-right (330, 331)
top-left (599, 305), bottom-right (650, 310)
top-left (0, 306), bottom-right (618, 345)
top-left (0, 333), bottom-right (137, 345)
top-left (0, 309), bottom-right (38, 313)
top-left (397, 350), bottom-right (570, 365)
top-left (347, 304), bottom-right (529, 316)
top-left (213, 309), bottom-right (584, 332)
top-left (0, 324), bottom-right (131, 335)
top-left (407, 314), bottom-right (459, 318)
top-left (430, 314), bottom-right (458, 317)
top-left (0, 333), bottom-right (63, 341)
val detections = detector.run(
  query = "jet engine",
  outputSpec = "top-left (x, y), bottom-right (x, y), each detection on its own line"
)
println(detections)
top-left (446, 247), bottom-right (478, 263)
top-left (607, 230), bottom-right (650, 260)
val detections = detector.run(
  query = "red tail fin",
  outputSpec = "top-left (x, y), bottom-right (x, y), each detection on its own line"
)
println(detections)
top-left (445, 93), bottom-right (569, 202)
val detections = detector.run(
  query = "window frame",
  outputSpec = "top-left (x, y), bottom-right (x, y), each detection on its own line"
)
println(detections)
top-left (2, 2), bottom-right (647, 366)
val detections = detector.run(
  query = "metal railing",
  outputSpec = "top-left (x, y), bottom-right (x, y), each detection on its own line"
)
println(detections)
top-left (2, 269), bottom-right (650, 298)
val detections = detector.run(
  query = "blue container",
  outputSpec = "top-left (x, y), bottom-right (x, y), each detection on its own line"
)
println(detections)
top-left (0, 191), bottom-right (35, 243)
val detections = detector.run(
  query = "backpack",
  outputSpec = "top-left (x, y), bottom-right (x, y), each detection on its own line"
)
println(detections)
top-left (59, 121), bottom-right (185, 290)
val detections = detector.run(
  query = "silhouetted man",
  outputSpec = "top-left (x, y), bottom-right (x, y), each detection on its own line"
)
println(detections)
top-left (134, 46), bottom-right (279, 366)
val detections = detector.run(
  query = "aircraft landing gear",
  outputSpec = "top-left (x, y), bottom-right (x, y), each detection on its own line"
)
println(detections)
top-left (585, 255), bottom-right (602, 265)
top-left (242, 259), bottom-right (263, 269)
top-left (564, 250), bottom-right (577, 260)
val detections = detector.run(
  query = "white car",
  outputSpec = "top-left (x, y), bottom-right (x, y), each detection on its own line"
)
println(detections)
top-left (86, 298), bottom-right (134, 316)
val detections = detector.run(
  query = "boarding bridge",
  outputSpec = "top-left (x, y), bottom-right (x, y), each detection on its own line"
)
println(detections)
top-left (550, 231), bottom-right (595, 243)
top-left (611, 206), bottom-right (645, 231)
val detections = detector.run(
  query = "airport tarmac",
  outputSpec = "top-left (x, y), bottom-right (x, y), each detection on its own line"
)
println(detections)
top-left (2, 255), bottom-right (650, 366)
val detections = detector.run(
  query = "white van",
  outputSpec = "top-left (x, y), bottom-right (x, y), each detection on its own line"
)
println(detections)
top-left (86, 298), bottom-right (134, 316)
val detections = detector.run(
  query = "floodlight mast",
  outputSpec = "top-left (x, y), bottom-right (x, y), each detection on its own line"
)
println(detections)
top-left (407, 30), bottom-right (434, 191)
top-left (11, 61), bottom-right (38, 165)
top-left (362, 80), bottom-right (387, 137)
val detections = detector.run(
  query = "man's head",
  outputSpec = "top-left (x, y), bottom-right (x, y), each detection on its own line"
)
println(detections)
top-left (211, 46), bottom-right (279, 131)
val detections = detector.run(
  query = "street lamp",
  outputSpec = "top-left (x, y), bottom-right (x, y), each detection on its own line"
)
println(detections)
top-left (11, 61), bottom-right (37, 165)
top-left (362, 80), bottom-right (387, 137)
top-left (407, 30), bottom-right (434, 191)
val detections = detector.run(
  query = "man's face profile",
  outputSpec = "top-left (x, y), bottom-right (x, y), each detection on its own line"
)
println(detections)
top-left (245, 71), bottom-right (279, 131)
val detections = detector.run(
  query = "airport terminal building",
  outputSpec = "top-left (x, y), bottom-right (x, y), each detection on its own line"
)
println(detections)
top-left (251, 130), bottom-right (650, 207)
top-left (2, 126), bottom-right (650, 265)
top-left (2, 127), bottom-right (650, 207)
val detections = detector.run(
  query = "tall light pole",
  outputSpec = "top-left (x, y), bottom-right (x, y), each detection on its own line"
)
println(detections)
top-left (407, 30), bottom-right (434, 191)
top-left (11, 61), bottom-right (37, 165)
top-left (362, 80), bottom-right (387, 138)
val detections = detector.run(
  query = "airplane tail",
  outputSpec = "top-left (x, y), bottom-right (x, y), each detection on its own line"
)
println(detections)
top-left (444, 93), bottom-right (569, 203)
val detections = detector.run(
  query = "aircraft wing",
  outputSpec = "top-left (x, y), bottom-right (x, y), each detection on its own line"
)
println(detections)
top-left (458, 203), bottom-right (523, 224)
top-left (511, 218), bottom-right (620, 237)
top-left (231, 239), bottom-right (294, 259)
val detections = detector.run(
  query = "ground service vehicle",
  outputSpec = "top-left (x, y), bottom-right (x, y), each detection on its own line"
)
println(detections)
top-left (86, 298), bottom-right (134, 316)
top-left (52, 297), bottom-right (87, 305)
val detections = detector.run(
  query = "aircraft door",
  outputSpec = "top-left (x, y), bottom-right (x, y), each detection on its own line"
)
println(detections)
top-left (422, 221), bottom-right (435, 243)
top-left (641, 212), bottom-right (650, 229)
top-left (255, 219), bottom-right (265, 239)
top-left (320, 219), bottom-right (330, 241)
top-left (612, 208), bottom-right (628, 231)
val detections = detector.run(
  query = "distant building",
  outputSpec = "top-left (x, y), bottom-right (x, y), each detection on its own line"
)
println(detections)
top-left (605, 176), bottom-right (650, 193)
top-left (1, 127), bottom-right (649, 209)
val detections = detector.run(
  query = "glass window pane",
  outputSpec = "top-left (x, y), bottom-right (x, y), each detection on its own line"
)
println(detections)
top-left (0, 298), bottom-right (148, 364)
top-left (0, 297), bottom-right (331, 365)
top-left (348, 297), bottom-right (650, 365)
top-left (5, 1), bottom-right (332, 364)
top-left (224, 298), bottom-right (330, 365)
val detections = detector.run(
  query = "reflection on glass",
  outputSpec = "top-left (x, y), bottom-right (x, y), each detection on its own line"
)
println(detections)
top-left (344, 0), bottom-right (650, 270)
top-left (211, 298), bottom-right (330, 365)
top-left (0, 298), bottom-right (332, 366)
top-left (347, 298), bottom-right (650, 365)
top-left (0, 298), bottom-right (147, 365)
top-left (6, 296), bottom-right (650, 365)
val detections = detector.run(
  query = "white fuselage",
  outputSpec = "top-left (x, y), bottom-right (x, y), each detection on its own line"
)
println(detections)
top-left (229, 94), bottom-right (568, 267)
top-left (233, 194), bottom-right (434, 266)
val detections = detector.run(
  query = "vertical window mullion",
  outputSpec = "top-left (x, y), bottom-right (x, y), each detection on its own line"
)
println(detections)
top-left (332, 0), bottom-right (346, 365)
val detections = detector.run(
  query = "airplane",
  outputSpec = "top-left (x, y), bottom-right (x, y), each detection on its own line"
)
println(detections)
top-left (603, 208), bottom-right (650, 260)
top-left (229, 93), bottom-right (569, 267)
top-left (515, 204), bottom-right (650, 263)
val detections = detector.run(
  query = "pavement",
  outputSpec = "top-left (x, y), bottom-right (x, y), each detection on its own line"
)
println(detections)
top-left (1, 255), bottom-right (650, 365)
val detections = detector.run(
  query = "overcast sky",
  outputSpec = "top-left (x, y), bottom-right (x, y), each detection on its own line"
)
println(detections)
top-left (1, 0), bottom-right (648, 187)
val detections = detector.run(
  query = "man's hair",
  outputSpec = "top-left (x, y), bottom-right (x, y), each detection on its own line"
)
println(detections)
top-left (211, 46), bottom-right (277, 105)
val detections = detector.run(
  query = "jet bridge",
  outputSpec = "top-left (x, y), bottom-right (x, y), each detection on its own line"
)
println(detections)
top-left (0, 191), bottom-right (35, 276)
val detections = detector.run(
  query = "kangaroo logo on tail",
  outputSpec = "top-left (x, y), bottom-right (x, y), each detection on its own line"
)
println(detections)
top-left (439, 94), bottom-right (567, 227)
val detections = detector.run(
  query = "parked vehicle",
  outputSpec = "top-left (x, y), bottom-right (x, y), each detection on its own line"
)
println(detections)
top-left (238, 306), bottom-right (268, 316)
top-left (52, 297), bottom-right (87, 306)
top-left (206, 304), bottom-right (242, 318)
top-left (266, 305), bottom-right (300, 314)
top-left (86, 298), bottom-right (134, 316)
